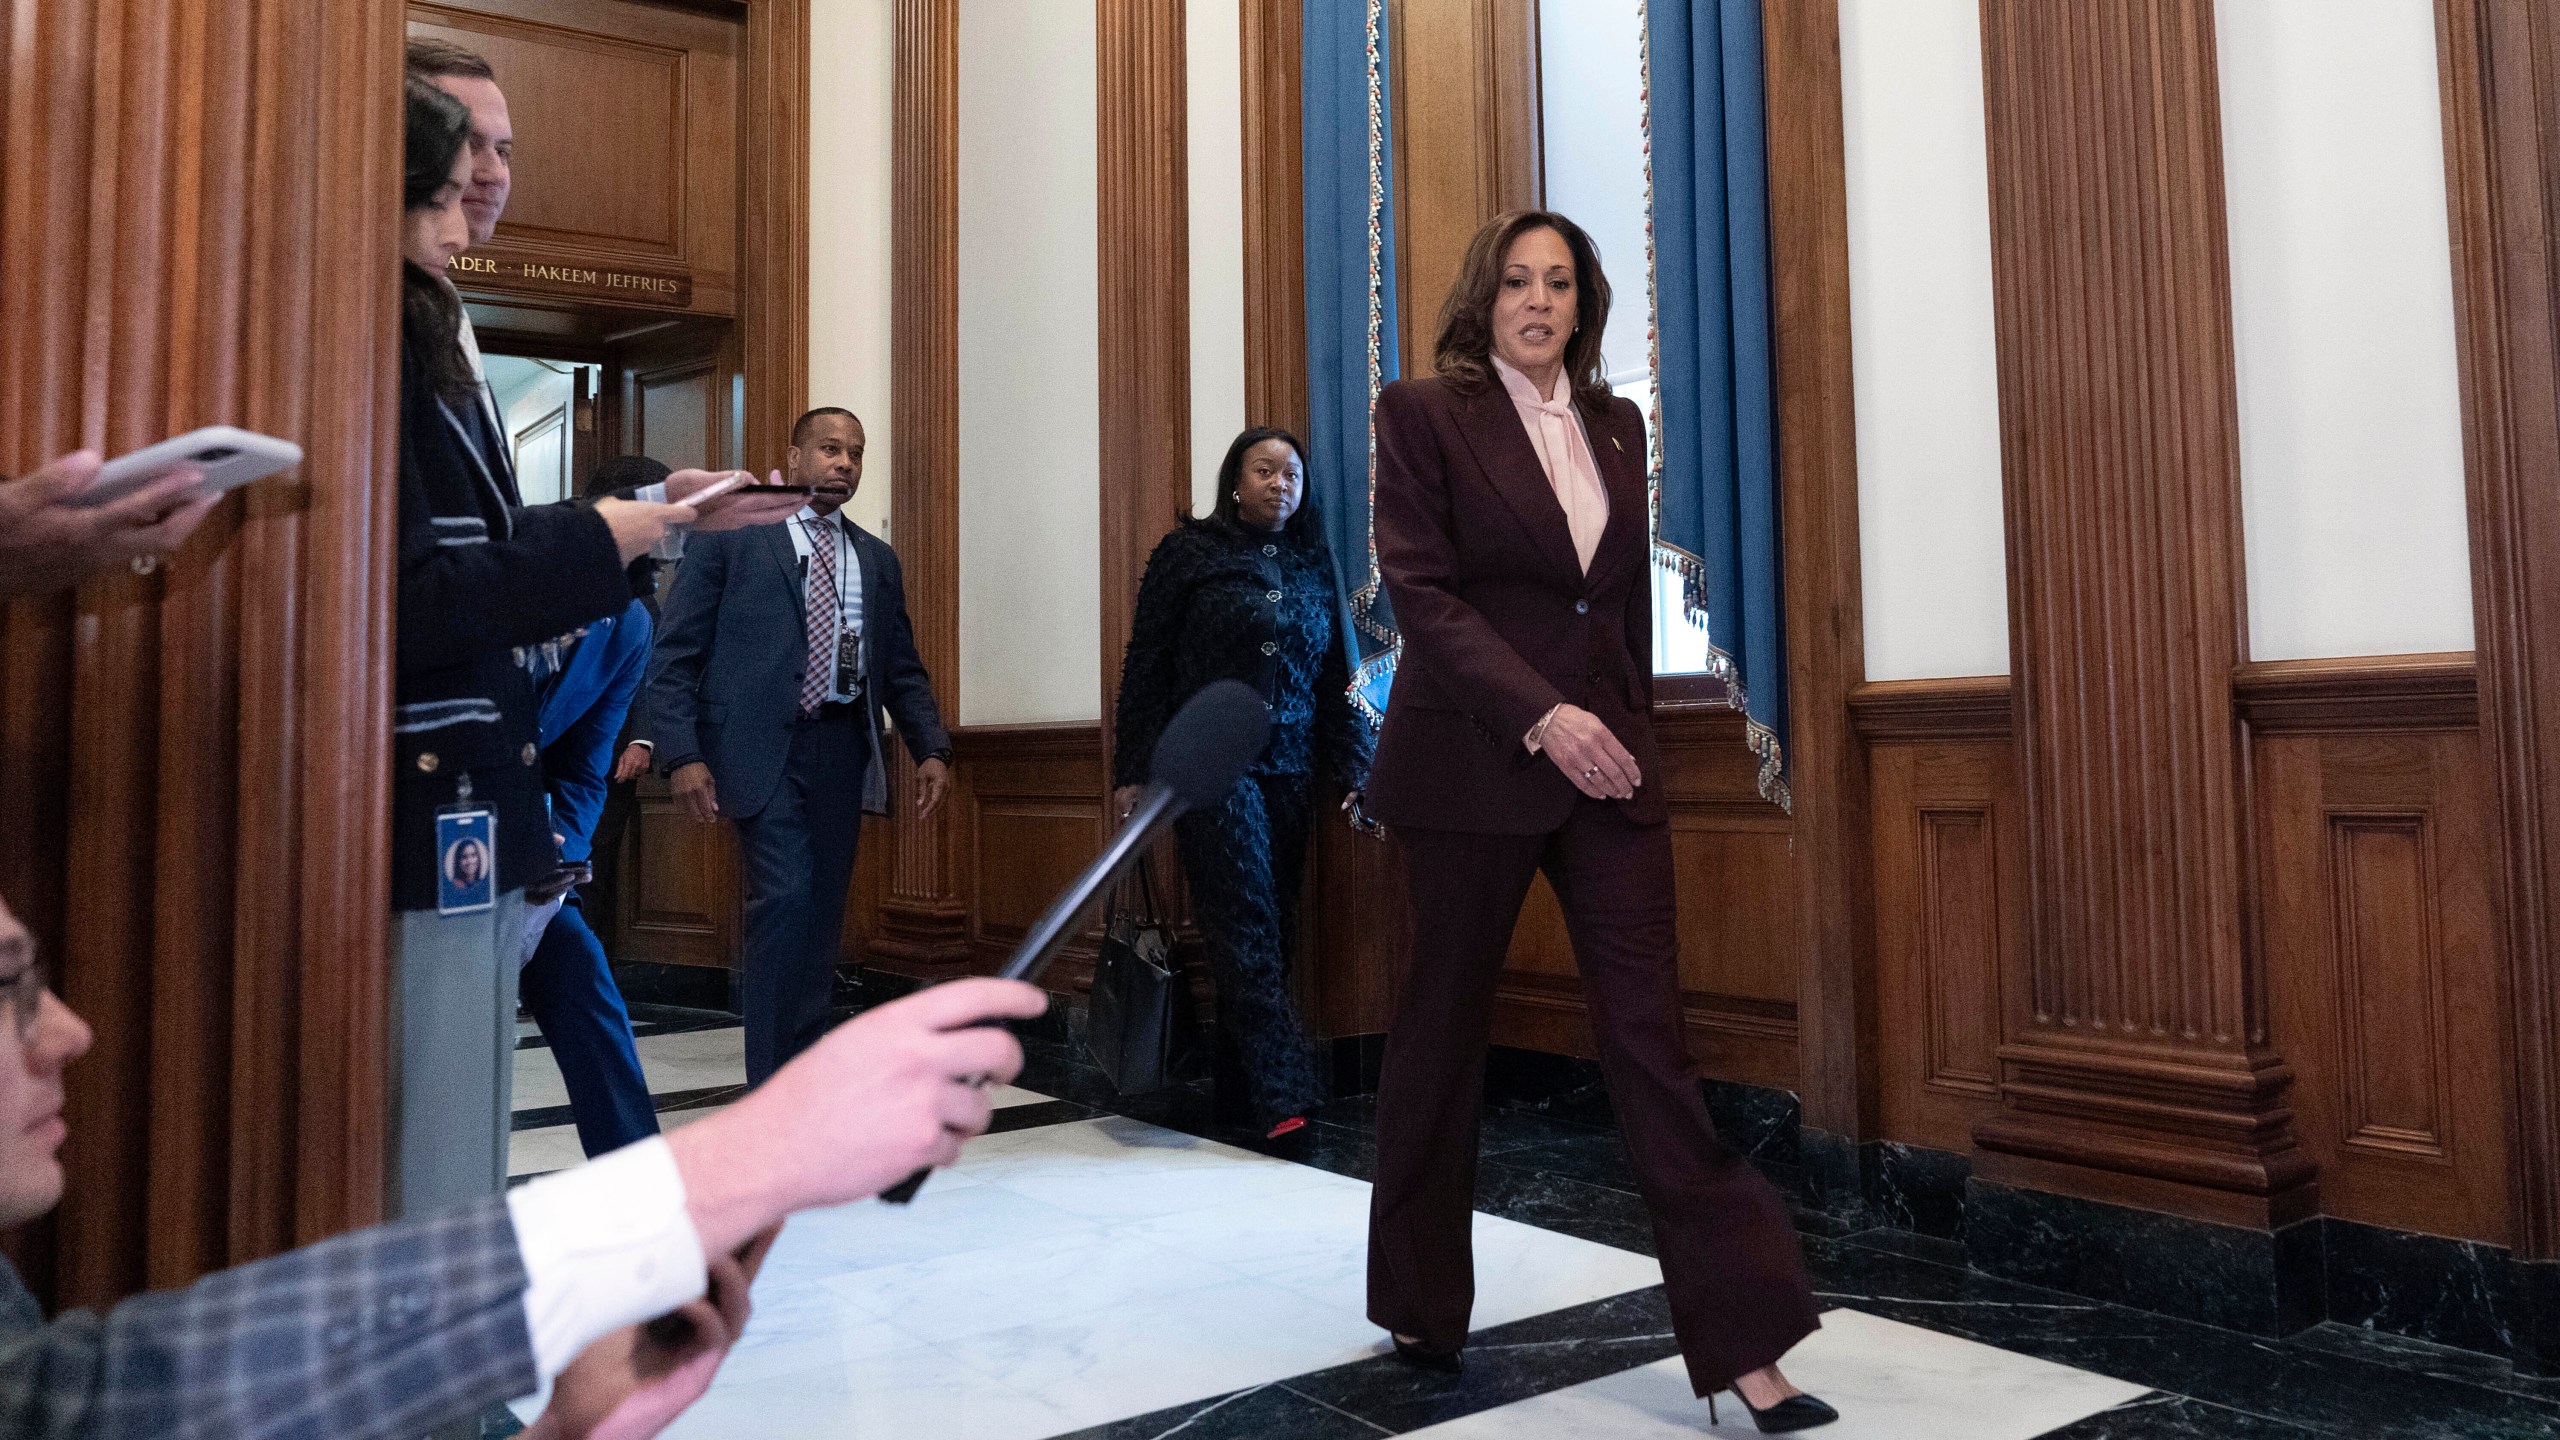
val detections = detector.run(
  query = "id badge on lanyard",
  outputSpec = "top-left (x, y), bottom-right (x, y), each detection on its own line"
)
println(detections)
top-left (435, 772), bottom-right (497, 916)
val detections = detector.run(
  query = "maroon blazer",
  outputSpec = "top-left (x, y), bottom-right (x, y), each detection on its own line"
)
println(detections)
top-left (1365, 374), bottom-right (1664, 834)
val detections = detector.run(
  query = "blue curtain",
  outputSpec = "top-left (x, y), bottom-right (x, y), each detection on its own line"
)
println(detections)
top-left (1645, 0), bottom-right (1788, 807)
top-left (1303, 0), bottom-right (1400, 724)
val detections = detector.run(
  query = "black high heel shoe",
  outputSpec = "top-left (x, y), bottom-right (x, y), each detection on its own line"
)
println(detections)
top-left (1388, 1333), bottom-right (1463, 1374)
top-left (1708, 1389), bottom-right (1838, 1433)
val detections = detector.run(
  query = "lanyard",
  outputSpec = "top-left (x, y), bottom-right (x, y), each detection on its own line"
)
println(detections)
top-left (801, 516), bottom-right (851, 619)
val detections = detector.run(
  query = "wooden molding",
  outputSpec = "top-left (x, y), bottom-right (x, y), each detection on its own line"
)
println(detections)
top-left (1389, 0), bottom-right (1542, 375)
top-left (1765, 0), bottom-right (1879, 1139)
top-left (876, 0), bottom-right (969, 968)
top-left (1973, 0), bottom-right (2311, 1213)
top-left (1096, 0), bottom-right (1193, 784)
top-left (2233, 653), bottom-right (2480, 734)
top-left (741, 0), bottom-right (811, 470)
top-left (951, 724), bottom-right (1108, 984)
top-left (1848, 676), bottom-right (2016, 743)
top-left (1240, 0), bottom-right (1310, 437)
top-left (0, 0), bottom-right (403, 1306)
top-left (2434, 0), bottom-right (2560, 1260)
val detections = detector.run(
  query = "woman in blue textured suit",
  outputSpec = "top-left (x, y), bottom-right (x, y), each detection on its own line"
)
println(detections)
top-left (1111, 427), bottom-right (1375, 1139)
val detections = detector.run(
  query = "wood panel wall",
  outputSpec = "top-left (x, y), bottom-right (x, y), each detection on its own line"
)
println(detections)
top-left (950, 725), bottom-right (1109, 982)
top-left (847, 0), bottom-right (2560, 1271)
top-left (1971, 0), bottom-right (2313, 1227)
top-left (1765, 0), bottom-right (1878, 1141)
top-left (1854, 679), bottom-right (2019, 1157)
top-left (1388, 0), bottom-right (1541, 376)
top-left (1857, 661), bottom-right (2518, 1246)
top-left (1096, 0), bottom-right (1196, 781)
top-left (1489, 710), bottom-right (1801, 1091)
top-left (2434, 0), bottom-right (2560, 1264)
top-left (0, 0), bottom-right (404, 1307)
top-left (2240, 656), bottom-right (2507, 1244)
top-left (410, 0), bottom-right (745, 318)
top-left (870, 0), bottom-right (970, 974)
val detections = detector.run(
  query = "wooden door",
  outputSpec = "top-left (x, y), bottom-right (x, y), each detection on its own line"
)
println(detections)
top-left (605, 319), bottom-right (748, 980)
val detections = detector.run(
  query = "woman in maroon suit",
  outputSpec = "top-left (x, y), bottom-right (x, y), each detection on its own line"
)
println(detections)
top-left (1362, 210), bottom-right (1834, 1434)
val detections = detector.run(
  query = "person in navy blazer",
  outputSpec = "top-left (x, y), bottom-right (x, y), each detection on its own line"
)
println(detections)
top-left (645, 407), bottom-right (953, 1086)
top-left (1362, 212), bottom-right (1834, 1433)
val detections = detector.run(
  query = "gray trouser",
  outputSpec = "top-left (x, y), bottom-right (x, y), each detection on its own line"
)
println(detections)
top-left (391, 888), bottom-right (527, 1221)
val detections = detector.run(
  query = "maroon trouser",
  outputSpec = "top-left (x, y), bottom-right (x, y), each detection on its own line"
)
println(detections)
top-left (1366, 799), bottom-right (1822, 1395)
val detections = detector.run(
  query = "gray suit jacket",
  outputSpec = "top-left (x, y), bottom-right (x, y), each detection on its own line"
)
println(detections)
top-left (0, 1197), bottom-right (536, 1439)
top-left (645, 518), bottom-right (952, 820)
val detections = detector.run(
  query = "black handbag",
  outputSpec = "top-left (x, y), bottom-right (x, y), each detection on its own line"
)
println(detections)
top-left (1085, 858), bottom-right (1191, 1095)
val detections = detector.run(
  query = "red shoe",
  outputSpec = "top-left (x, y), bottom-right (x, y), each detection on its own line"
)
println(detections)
top-left (1265, 1116), bottom-right (1307, 1140)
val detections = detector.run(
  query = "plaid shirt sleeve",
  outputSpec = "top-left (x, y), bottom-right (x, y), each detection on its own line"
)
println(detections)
top-left (0, 1195), bottom-right (539, 1440)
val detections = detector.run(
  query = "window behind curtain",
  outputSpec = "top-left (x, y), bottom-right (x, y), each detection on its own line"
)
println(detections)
top-left (1538, 0), bottom-right (1718, 677)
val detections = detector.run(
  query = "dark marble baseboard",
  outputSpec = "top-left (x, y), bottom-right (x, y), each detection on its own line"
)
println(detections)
top-left (608, 959), bottom-right (737, 1013)
top-left (1327, 1032), bottom-right (1387, 1097)
top-left (1964, 1178), bottom-right (2326, 1336)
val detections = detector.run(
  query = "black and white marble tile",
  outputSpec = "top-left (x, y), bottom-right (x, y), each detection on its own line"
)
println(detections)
top-left (546, 1114), bottom-right (1669, 1440)
top-left (1391, 1308), bottom-right (2144, 1440)
top-left (2031, 1392), bottom-right (2331, 1439)
top-left (1803, 1232), bottom-right (2560, 1439)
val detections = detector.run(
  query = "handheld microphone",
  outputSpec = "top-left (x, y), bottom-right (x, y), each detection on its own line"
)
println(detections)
top-left (875, 680), bottom-right (1269, 1204)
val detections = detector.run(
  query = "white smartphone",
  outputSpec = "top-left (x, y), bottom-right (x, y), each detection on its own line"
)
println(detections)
top-left (678, 470), bottom-right (748, 507)
top-left (71, 426), bottom-right (304, 509)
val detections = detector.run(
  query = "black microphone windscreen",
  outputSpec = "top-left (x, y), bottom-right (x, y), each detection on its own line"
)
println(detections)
top-left (1150, 679), bottom-right (1271, 811)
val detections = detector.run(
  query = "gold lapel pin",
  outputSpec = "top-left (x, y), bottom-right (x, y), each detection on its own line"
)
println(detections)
top-left (1611, 435), bottom-right (1623, 452)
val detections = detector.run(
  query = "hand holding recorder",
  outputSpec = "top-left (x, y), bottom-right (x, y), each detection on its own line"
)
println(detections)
top-left (661, 976), bottom-right (1048, 1256)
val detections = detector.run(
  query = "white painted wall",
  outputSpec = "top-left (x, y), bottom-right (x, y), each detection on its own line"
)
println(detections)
top-left (1839, 0), bottom-right (2010, 681)
top-left (1187, 0), bottom-right (1247, 517)
top-left (488, 356), bottom-right (574, 505)
top-left (2219, 0), bottom-right (2473, 660)
top-left (1537, 0), bottom-right (1650, 399)
top-left (957, 0), bottom-right (1101, 724)
top-left (808, 0), bottom-right (897, 540)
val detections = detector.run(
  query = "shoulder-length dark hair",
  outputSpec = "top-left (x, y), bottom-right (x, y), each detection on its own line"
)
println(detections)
top-left (1195, 425), bottom-right (1322, 546)
top-left (402, 76), bottom-right (480, 406)
top-left (1431, 209), bottom-right (1614, 414)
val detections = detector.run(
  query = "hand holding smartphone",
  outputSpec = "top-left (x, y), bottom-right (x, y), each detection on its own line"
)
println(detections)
top-left (71, 426), bottom-right (303, 510)
top-left (678, 468), bottom-right (816, 532)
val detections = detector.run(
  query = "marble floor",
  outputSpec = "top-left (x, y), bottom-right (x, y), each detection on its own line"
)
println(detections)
top-left (492, 1005), bottom-right (2560, 1440)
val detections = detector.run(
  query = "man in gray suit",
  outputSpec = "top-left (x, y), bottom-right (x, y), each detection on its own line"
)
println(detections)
top-left (647, 406), bottom-right (953, 1086)
top-left (0, 885), bottom-right (1042, 1438)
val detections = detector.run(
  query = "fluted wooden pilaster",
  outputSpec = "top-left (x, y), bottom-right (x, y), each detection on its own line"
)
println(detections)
top-left (1972, 0), bottom-right (2311, 1221)
top-left (874, 0), bottom-right (970, 968)
top-left (1096, 0), bottom-right (1192, 784)
top-left (2435, 0), bottom-right (2560, 1268)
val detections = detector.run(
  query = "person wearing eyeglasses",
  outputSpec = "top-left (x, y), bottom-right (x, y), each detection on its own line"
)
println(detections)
top-left (0, 887), bottom-right (1046, 1439)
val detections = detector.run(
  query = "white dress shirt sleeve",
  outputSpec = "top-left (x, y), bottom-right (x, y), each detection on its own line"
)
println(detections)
top-left (505, 1135), bottom-right (710, 1381)
top-left (631, 481), bottom-right (688, 560)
